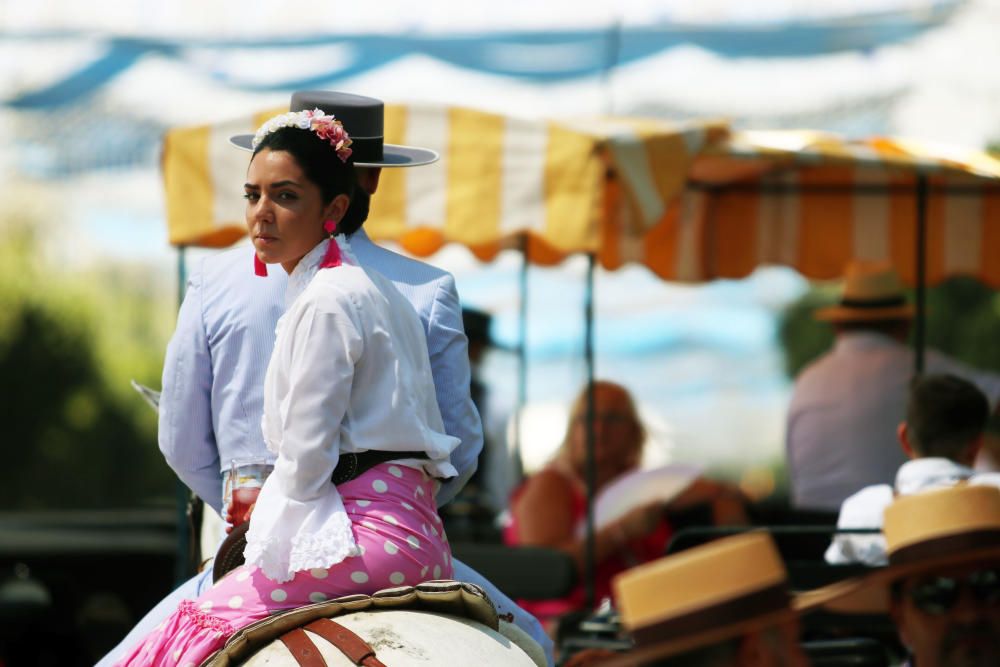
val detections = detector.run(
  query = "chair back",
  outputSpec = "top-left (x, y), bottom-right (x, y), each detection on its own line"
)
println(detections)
top-left (667, 525), bottom-right (881, 586)
top-left (802, 638), bottom-right (891, 667)
top-left (449, 543), bottom-right (577, 600)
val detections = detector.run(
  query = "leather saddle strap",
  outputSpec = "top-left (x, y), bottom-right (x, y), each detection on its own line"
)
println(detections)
top-left (280, 627), bottom-right (327, 667)
top-left (305, 618), bottom-right (388, 667)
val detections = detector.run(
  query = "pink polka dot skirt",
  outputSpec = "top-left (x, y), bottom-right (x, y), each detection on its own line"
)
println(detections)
top-left (115, 462), bottom-right (452, 666)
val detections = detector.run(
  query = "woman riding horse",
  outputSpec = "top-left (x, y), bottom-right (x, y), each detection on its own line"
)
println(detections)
top-left (115, 108), bottom-right (459, 665)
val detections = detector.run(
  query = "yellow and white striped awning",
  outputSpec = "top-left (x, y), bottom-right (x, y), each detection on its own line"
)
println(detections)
top-left (162, 104), bottom-right (725, 255)
top-left (162, 106), bottom-right (1000, 286)
top-left (163, 105), bottom-right (287, 249)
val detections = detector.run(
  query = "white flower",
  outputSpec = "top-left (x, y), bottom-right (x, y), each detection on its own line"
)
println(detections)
top-left (251, 110), bottom-right (349, 153)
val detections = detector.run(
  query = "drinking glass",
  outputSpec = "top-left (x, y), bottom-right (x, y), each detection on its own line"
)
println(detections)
top-left (225, 457), bottom-right (273, 527)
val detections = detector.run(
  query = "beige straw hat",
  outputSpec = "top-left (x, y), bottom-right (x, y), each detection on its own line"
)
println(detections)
top-left (798, 484), bottom-right (1000, 615)
top-left (603, 532), bottom-right (820, 665)
top-left (815, 259), bottom-right (914, 322)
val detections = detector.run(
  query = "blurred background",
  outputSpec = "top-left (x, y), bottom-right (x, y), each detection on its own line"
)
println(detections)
top-left (2, 0), bottom-right (1000, 664)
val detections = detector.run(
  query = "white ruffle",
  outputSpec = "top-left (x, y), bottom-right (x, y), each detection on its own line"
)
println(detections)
top-left (244, 480), bottom-right (361, 583)
top-left (245, 513), bottom-right (360, 583)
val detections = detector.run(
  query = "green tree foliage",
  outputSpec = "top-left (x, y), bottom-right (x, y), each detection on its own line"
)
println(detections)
top-left (775, 282), bottom-right (838, 378)
top-left (0, 212), bottom-right (176, 509)
top-left (778, 276), bottom-right (1000, 379)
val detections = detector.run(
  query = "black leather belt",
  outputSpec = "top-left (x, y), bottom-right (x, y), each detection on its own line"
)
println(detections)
top-left (331, 450), bottom-right (428, 485)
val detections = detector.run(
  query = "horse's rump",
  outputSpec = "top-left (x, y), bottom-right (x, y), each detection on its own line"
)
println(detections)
top-left (200, 580), bottom-right (544, 667)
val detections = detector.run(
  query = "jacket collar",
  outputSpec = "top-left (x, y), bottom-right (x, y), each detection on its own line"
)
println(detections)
top-left (895, 457), bottom-right (975, 495)
top-left (285, 236), bottom-right (357, 308)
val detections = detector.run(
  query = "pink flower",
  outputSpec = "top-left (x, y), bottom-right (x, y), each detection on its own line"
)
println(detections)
top-left (253, 110), bottom-right (353, 162)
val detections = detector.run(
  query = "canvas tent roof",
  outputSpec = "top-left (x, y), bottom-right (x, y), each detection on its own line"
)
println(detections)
top-left (162, 103), bottom-right (1000, 286)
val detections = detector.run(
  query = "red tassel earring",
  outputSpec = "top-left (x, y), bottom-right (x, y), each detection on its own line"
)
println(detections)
top-left (253, 253), bottom-right (268, 277)
top-left (319, 219), bottom-right (342, 269)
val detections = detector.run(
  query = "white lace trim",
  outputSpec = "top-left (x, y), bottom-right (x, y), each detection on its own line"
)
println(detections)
top-left (245, 511), bottom-right (360, 583)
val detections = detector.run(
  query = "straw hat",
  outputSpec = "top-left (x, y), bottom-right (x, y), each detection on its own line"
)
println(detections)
top-left (230, 90), bottom-right (439, 168)
top-left (814, 259), bottom-right (914, 322)
top-left (604, 532), bottom-right (815, 665)
top-left (799, 484), bottom-right (1000, 615)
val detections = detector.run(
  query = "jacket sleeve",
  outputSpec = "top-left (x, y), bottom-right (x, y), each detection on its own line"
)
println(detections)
top-left (427, 273), bottom-right (484, 507)
top-left (158, 264), bottom-right (224, 514)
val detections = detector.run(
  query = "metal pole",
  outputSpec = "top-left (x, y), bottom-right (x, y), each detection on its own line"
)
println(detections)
top-left (601, 20), bottom-right (622, 114)
top-left (176, 246), bottom-right (188, 305)
top-left (583, 253), bottom-right (597, 608)
top-left (914, 175), bottom-right (928, 374)
top-left (579, 13), bottom-right (617, 610)
top-left (174, 246), bottom-right (192, 585)
top-left (513, 234), bottom-right (528, 481)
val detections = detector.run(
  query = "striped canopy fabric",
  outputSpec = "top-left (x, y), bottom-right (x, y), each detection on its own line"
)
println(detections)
top-left (162, 104), bottom-right (723, 255)
top-left (163, 105), bottom-right (287, 249)
top-left (162, 105), bottom-right (1000, 286)
top-left (651, 131), bottom-right (1000, 288)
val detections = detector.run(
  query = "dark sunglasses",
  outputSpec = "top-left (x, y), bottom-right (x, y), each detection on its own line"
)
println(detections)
top-left (908, 569), bottom-right (1000, 615)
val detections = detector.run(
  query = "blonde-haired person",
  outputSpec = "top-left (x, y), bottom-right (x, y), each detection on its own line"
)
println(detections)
top-left (504, 380), bottom-right (748, 627)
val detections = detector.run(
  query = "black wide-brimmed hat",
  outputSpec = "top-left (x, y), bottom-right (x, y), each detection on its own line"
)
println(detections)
top-left (230, 90), bottom-right (439, 168)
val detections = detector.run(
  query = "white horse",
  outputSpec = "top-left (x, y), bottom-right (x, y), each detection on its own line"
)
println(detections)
top-left (199, 580), bottom-right (545, 667)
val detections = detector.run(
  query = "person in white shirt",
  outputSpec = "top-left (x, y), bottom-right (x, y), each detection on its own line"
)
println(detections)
top-left (786, 259), bottom-right (1000, 512)
top-left (115, 106), bottom-right (460, 666)
top-left (827, 373), bottom-right (998, 565)
top-left (820, 486), bottom-right (1000, 667)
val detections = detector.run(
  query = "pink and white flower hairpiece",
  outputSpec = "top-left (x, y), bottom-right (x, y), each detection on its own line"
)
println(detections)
top-left (251, 108), bottom-right (353, 163)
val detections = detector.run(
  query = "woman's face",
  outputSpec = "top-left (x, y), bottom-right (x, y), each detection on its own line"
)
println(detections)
top-left (569, 385), bottom-right (642, 483)
top-left (244, 148), bottom-right (347, 274)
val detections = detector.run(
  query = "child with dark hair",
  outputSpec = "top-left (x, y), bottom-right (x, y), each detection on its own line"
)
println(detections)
top-left (904, 373), bottom-right (990, 461)
top-left (826, 373), bottom-right (996, 566)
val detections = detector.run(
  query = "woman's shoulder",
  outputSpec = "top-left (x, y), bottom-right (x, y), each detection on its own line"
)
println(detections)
top-left (304, 264), bottom-right (378, 305)
top-left (516, 466), bottom-right (579, 503)
top-left (532, 466), bottom-right (577, 485)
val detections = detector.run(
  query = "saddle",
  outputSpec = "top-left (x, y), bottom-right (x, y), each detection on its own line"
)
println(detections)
top-left (199, 580), bottom-right (546, 667)
top-left (213, 521), bottom-right (250, 583)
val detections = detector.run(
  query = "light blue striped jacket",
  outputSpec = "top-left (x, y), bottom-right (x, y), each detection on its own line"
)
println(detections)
top-left (158, 229), bottom-right (483, 514)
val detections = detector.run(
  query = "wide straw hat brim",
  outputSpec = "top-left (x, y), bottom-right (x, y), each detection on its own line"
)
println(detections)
top-left (229, 134), bottom-right (439, 168)
top-left (607, 532), bottom-right (810, 666)
top-left (798, 486), bottom-right (1000, 614)
top-left (598, 606), bottom-right (800, 667)
top-left (794, 542), bottom-right (1000, 616)
top-left (814, 303), bottom-right (915, 322)
top-left (601, 565), bottom-right (920, 666)
top-left (602, 543), bottom-right (1000, 666)
top-left (807, 485), bottom-right (1000, 614)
